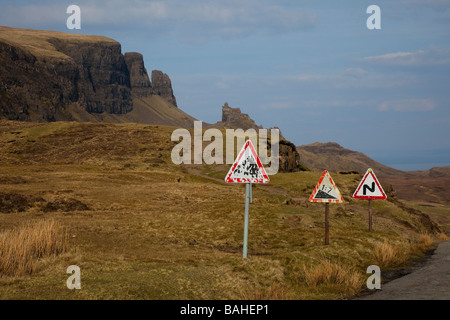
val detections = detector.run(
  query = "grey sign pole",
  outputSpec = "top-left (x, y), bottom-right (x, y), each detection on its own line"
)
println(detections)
top-left (325, 203), bottom-right (329, 245)
top-left (243, 183), bottom-right (251, 258)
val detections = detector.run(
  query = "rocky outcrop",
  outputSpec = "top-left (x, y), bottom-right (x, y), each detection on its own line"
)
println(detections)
top-left (124, 53), bottom-right (178, 107)
top-left (279, 139), bottom-right (303, 173)
top-left (209, 102), bottom-right (304, 172)
top-left (151, 70), bottom-right (177, 107)
top-left (219, 102), bottom-right (262, 130)
top-left (124, 52), bottom-right (152, 98)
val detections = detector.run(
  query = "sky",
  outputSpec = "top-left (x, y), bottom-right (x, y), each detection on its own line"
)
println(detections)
top-left (1, 0), bottom-right (450, 171)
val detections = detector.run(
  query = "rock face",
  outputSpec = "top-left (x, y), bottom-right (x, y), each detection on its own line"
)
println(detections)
top-left (49, 38), bottom-right (133, 115)
top-left (219, 102), bottom-right (262, 130)
top-left (124, 52), bottom-right (152, 98)
top-left (151, 70), bottom-right (177, 107)
top-left (279, 139), bottom-right (302, 173)
top-left (124, 53), bottom-right (177, 106)
top-left (0, 27), bottom-right (178, 121)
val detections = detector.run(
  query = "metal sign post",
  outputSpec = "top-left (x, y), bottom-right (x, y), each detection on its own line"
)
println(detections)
top-left (224, 140), bottom-right (269, 258)
top-left (243, 183), bottom-right (251, 258)
top-left (368, 199), bottom-right (373, 232)
top-left (325, 203), bottom-right (329, 245)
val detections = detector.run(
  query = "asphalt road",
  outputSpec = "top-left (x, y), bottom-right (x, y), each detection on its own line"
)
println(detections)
top-left (358, 241), bottom-right (450, 300)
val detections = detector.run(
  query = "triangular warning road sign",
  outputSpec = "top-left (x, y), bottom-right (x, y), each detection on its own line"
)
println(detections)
top-left (309, 170), bottom-right (343, 203)
top-left (225, 140), bottom-right (269, 183)
top-left (353, 168), bottom-right (387, 200)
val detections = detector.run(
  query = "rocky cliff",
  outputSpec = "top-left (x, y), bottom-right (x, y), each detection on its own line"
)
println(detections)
top-left (216, 102), bottom-right (262, 130)
top-left (124, 52), bottom-right (177, 107)
top-left (124, 52), bottom-right (151, 98)
top-left (0, 27), bottom-right (177, 122)
top-left (151, 70), bottom-right (177, 107)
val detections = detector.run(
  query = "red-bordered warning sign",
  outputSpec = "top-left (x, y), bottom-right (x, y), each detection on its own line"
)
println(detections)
top-left (225, 140), bottom-right (269, 183)
top-left (309, 170), bottom-right (343, 203)
top-left (353, 168), bottom-right (387, 200)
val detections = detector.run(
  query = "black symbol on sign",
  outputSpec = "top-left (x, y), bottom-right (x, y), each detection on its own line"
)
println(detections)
top-left (363, 182), bottom-right (375, 195)
top-left (315, 190), bottom-right (337, 199)
top-left (233, 156), bottom-right (260, 179)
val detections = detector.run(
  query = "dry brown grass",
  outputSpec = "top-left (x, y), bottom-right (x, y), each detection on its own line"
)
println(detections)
top-left (0, 120), bottom-right (447, 299)
top-left (437, 233), bottom-right (450, 241)
top-left (0, 219), bottom-right (68, 277)
top-left (239, 283), bottom-right (288, 300)
top-left (417, 233), bottom-right (434, 250)
top-left (302, 258), bottom-right (364, 296)
top-left (373, 242), bottom-right (408, 268)
top-left (374, 234), bottom-right (436, 269)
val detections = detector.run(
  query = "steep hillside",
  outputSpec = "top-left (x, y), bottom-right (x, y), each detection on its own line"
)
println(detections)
top-left (63, 95), bottom-right (196, 128)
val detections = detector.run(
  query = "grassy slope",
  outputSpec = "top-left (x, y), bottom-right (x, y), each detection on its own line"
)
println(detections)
top-left (0, 120), bottom-right (447, 299)
top-left (0, 26), bottom-right (117, 61)
top-left (65, 96), bottom-right (197, 128)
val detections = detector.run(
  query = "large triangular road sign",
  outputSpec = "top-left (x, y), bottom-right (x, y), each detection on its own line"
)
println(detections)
top-left (353, 168), bottom-right (387, 200)
top-left (225, 140), bottom-right (269, 183)
top-left (309, 170), bottom-right (343, 203)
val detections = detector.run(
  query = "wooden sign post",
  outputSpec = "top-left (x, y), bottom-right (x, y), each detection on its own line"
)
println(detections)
top-left (353, 168), bottom-right (387, 232)
top-left (309, 170), bottom-right (344, 245)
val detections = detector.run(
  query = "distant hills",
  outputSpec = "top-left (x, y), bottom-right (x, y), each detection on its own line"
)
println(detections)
top-left (297, 142), bottom-right (406, 177)
top-left (297, 142), bottom-right (450, 203)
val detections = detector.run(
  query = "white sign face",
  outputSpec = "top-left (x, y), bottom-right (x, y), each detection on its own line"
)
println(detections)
top-left (225, 140), bottom-right (269, 183)
top-left (309, 170), bottom-right (343, 203)
top-left (353, 168), bottom-right (387, 200)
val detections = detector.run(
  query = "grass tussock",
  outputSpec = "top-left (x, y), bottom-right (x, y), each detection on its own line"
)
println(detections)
top-left (0, 219), bottom-right (68, 277)
top-left (373, 242), bottom-right (408, 268)
top-left (437, 233), bottom-right (450, 241)
top-left (416, 233), bottom-right (434, 251)
top-left (239, 283), bottom-right (288, 300)
top-left (374, 234), bottom-right (436, 269)
top-left (302, 258), bottom-right (364, 296)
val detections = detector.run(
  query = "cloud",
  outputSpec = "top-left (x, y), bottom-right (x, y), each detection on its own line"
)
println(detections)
top-left (0, 0), bottom-right (318, 41)
top-left (343, 68), bottom-right (367, 78)
top-left (360, 47), bottom-right (450, 67)
top-left (261, 102), bottom-right (294, 110)
top-left (0, 4), bottom-right (66, 26)
top-left (286, 72), bottom-right (417, 89)
top-left (378, 99), bottom-right (436, 112)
